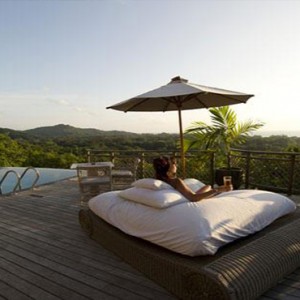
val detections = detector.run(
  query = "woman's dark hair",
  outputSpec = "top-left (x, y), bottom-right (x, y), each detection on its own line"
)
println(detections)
top-left (153, 157), bottom-right (170, 181)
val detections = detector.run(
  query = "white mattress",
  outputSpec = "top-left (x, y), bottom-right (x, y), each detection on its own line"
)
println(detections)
top-left (88, 188), bottom-right (296, 256)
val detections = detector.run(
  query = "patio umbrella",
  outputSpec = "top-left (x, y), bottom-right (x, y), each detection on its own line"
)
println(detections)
top-left (107, 76), bottom-right (254, 177)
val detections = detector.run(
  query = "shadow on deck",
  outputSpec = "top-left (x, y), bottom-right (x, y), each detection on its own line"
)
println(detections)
top-left (0, 178), bottom-right (299, 299)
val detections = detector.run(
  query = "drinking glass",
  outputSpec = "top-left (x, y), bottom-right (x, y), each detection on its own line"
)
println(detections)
top-left (223, 176), bottom-right (232, 187)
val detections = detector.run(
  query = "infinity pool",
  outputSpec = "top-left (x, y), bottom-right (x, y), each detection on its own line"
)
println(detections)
top-left (0, 167), bottom-right (77, 195)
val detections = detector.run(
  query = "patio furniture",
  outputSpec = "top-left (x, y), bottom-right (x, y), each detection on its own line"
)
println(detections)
top-left (76, 162), bottom-right (114, 202)
top-left (79, 206), bottom-right (300, 300)
top-left (111, 157), bottom-right (140, 189)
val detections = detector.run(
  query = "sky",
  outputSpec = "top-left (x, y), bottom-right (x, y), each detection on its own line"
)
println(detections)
top-left (0, 0), bottom-right (300, 136)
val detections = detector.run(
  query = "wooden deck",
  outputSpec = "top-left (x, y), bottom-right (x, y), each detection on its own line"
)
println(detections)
top-left (0, 178), bottom-right (299, 300)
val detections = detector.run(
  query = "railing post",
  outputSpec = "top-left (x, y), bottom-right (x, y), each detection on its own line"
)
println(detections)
top-left (87, 150), bottom-right (91, 163)
top-left (210, 151), bottom-right (215, 187)
top-left (111, 152), bottom-right (115, 164)
top-left (245, 151), bottom-right (251, 189)
top-left (140, 153), bottom-right (145, 179)
top-left (227, 152), bottom-right (231, 168)
top-left (288, 153), bottom-right (296, 195)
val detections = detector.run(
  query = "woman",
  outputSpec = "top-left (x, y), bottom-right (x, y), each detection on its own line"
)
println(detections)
top-left (153, 156), bottom-right (232, 202)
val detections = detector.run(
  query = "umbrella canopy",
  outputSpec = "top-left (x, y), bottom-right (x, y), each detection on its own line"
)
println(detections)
top-left (107, 76), bottom-right (254, 177)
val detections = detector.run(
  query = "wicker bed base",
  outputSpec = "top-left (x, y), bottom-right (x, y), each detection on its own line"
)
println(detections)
top-left (79, 208), bottom-right (300, 300)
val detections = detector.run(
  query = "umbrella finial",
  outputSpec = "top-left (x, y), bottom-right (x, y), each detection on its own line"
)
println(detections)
top-left (170, 76), bottom-right (188, 83)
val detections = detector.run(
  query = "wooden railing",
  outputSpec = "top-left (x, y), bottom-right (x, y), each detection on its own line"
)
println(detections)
top-left (87, 149), bottom-right (216, 186)
top-left (230, 149), bottom-right (300, 195)
top-left (87, 148), bottom-right (300, 195)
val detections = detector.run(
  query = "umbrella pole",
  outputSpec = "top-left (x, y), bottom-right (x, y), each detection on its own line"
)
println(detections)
top-left (178, 108), bottom-right (186, 178)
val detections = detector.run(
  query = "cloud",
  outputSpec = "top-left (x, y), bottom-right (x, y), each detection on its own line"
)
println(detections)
top-left (74, 105), bottom-right (98, 116)
top-left (47, 94), bottom-right (101, 117)
top-left (0, 91), bottom-right (100, 120)
top-left (47, 98), bottom-right (71, 106)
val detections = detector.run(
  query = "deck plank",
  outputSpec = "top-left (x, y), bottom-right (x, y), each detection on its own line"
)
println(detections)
top-left (0, 179), bottom-right (299, 299)
top-left (0, 180), bottom-right (174, 300)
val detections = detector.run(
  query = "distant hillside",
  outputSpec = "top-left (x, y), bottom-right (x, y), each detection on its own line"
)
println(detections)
top-left (0, 124), bottom-right (178, 143)
top-left (0, 127), bottom-right (30, 140)
top-left (24, 124), bottom-right (104, 138)
top-left (23, 124), bottom-right (139, 139)
top-left (0, 124), bottom-right (299, 155)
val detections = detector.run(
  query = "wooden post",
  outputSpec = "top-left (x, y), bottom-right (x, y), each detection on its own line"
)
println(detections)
top-left (245, 151), bottom-right (251, 189)
top-left (288, 153), bottom-right (296, 195)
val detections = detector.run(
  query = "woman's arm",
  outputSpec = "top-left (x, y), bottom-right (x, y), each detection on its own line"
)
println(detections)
top-left (174, 178), bottom-right (231, 202)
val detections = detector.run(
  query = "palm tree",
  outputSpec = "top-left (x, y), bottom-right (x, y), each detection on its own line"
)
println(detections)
top-left (184, 106), bottom-right (264, 168)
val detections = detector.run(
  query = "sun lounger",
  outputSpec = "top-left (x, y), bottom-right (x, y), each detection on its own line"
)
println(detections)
top-left (79, 179), bottom-right (300, 300)
top-left (79, 203), bottom-right (300, 300)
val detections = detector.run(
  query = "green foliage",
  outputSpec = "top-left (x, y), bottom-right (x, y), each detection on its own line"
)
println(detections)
top-left (0, 125), bottom-right (179, 168)
top-left (1, 123), bottom-right (300, 170)
top-left (240, 135), bottom-right (300, 152)
top-left (184, 106), bottom-right (264, 167)
top-left (0, 134), bottom-right (27, 166)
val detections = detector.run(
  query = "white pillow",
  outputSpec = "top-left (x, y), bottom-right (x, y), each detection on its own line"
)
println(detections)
top-left (132, 178), bottom-right (172, 190)
top-left (119, 187), bottom-right (188, 208)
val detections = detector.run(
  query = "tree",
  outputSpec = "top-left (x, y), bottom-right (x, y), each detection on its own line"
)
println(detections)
top-left (0, 134), bottom-right (27, 166)
top-left (184, 106), bottom-right (264, 167)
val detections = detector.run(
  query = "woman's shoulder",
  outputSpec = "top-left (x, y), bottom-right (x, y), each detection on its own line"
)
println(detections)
top-left (167, 177), bottom-right (184, 189)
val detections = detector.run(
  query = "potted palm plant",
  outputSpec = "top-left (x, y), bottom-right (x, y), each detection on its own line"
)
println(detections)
top-left (184, 106), bottom-right (264, 189)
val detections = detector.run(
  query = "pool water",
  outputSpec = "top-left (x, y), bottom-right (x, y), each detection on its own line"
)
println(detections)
top-left (0, 167), bottom-right (77, 195)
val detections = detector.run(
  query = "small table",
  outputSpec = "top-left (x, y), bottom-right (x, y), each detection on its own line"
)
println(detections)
top-left (76, 162), bottom-right (114, 203)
